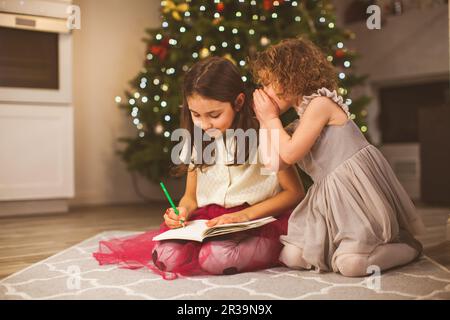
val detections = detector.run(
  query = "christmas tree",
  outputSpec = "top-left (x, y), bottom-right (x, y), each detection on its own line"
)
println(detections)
top-left (116, 0), bottom-right (370, 184)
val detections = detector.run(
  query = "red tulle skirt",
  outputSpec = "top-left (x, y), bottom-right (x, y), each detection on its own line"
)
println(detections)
top-left (93, 203), bottom-right (291, 280)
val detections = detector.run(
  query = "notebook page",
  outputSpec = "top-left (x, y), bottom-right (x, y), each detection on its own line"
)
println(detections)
top-left (152, 219), bottom-right (209, 242)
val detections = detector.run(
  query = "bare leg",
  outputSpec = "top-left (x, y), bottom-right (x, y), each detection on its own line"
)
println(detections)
top-left (335, 243), bottom-right (420, 277)
top-left (279, 243), bottom-right (312, 270)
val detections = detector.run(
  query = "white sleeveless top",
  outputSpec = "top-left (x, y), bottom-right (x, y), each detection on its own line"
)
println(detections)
top-left (180, 135), bottom-right (281, 208)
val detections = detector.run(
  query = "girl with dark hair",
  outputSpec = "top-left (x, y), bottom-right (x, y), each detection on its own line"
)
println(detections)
top-left (93, 56), bottom-right (304, 280)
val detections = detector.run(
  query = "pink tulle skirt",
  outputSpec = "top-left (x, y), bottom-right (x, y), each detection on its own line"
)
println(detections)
top-left (93, 204), bottom-right (291, 280)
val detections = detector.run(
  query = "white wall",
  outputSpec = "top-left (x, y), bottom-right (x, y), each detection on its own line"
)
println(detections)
top-left (71, 0), bottom-right (183, 206)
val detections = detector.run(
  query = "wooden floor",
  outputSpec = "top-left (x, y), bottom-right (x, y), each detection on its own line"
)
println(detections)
top-left (0, 203), bottom-right (449, 280)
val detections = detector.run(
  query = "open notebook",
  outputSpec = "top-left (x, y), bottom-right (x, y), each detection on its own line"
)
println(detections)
top-left (152, 216), bottom-right (277, 242)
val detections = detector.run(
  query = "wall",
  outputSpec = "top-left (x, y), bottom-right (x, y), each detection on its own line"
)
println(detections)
top-left (71, 0), bottom-right (183, 206)
top-left (333, 2), bottom-right (449, 144)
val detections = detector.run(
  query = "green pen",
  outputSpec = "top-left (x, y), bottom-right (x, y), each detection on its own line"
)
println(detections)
top-left (159, 182), bottom-right (185, 225)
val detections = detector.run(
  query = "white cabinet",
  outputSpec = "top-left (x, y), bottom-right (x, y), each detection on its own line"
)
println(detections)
top-left (0, 104), bottom-right (74, 201)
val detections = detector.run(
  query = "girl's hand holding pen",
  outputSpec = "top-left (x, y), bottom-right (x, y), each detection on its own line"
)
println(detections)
top-left (164, 207), bottom-right (189, 229)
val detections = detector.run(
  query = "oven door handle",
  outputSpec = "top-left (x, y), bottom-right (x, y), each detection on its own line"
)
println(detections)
top-left (0, 12), bottom-right (69, 33)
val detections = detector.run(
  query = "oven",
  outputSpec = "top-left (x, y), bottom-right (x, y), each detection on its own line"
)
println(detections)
top-left (0, 0), bottom-right (74, 215)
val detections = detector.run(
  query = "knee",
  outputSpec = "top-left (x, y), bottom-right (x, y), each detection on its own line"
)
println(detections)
top-left (335, 254), bottom-right (369, 277)
top-left (152, 241), bottom-right (196, 272)
top-left (198, 241), bottom-right (241, 275)
top-left (279, 244), bottom-right (310, 270)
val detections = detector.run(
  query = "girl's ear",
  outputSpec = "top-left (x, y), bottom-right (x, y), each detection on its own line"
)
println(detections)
top-left (234, 93), bottom-right (245, 112)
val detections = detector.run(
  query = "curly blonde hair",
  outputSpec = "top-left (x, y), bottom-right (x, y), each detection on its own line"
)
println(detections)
top-left (249, 37), bottom-right (338, 99)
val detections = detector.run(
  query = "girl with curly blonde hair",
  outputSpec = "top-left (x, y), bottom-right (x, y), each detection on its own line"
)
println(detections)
top-left (250, 37), bottom-right (425, 277)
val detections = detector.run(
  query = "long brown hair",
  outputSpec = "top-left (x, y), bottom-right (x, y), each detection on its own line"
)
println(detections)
top-left (171, 56), bottom-right (258, 176)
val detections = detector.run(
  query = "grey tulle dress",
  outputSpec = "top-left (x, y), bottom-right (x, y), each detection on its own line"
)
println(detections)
top-left (280, 87), bottom-right (426, 273)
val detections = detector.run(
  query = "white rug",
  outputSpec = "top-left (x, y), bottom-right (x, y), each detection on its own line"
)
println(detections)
top-left (1, 231), bottom-right (449, 300)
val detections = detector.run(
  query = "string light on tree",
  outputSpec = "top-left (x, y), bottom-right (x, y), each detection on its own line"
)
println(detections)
top-left (116, 0), bottom-right (370, 183)
top-left (154, 123), bottom-right (163, 135)
top-left (200, 48), bottom-right (210, 58)
top-left (260, 36), bottom-right (270, 46)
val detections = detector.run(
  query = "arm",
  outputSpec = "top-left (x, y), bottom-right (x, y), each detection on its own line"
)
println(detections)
top-left (178, 168), bottom-right (198, 215)
top-left (206, 165), bottom-right (305, 226)
top-left (258, 120), bottom-right (292, 171)
top-left (164, 169), bottom-right (198, 229)
top-left (254, 89), bottom-right (332, 165)
top-left (240, 165), bottom-right (305, 220)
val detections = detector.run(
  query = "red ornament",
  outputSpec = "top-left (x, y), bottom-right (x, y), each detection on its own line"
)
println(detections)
top-left (263, 0), bottom-right (284, 11)
top-left (150, 38), bottom-right (170, 61)
top-left (335, 49), bottom-right (345, 59)
top-left (216, 2), bottom-right (225, 12)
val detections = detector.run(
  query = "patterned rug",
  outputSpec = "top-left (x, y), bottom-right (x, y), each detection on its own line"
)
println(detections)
top-left (1, 231), bottom-right (449, 300)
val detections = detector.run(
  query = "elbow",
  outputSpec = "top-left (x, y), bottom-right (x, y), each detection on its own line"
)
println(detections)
top-left (296, 190), bottom-right (306, 202)
top-left (279, 148), bottom-right (301, 166)
top-left (286, 188), bottom-right (305, 206)
top-left (292, 188), bottom-right (305, 203)
top-left (280, 153), bottom-right (297, 166)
